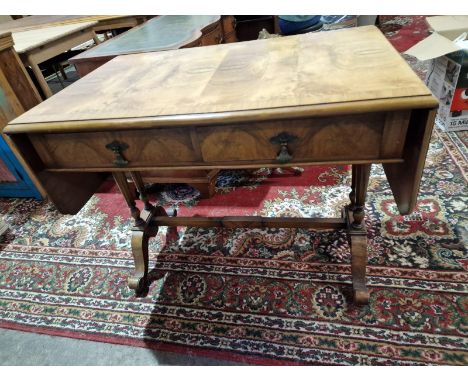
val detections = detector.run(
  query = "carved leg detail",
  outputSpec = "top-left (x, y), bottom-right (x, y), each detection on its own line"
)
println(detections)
top-left (128, 204), bottom-right (168, 297)
top-left (350, 233), bottom-right (369, 304)
top-left (129, 229), bottom-right (150, 297)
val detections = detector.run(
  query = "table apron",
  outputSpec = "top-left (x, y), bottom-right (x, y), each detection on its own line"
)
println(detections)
top-left (27, 111), bottom-right (411, 171)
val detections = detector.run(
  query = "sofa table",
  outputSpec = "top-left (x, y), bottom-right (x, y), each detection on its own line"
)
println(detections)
top-left (4, 26), bottom-right (438, 304)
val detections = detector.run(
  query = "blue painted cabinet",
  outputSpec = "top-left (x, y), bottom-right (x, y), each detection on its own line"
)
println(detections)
top-left (0, 32), bottom-right (43, 200)
top-left (0, 135), bottom-right (42, 199)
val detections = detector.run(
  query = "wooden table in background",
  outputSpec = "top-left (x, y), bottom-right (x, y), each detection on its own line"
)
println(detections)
top-left (12, 22), bottom-right (100, 99)
top-left (4, 26), bottom-right (438, 305)
top-left (0, 15), bottom-right (149, 35)
top-left (70, 15), bottom-right (237, 77)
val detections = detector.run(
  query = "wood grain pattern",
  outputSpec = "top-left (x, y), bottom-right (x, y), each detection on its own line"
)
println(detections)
top-left (7, 26), bottom-right (435, 130)
top-left (26, 112), bottom-right (409, 171)
top-left (3, 25), bottom-right (438, 219)
top-left (0, 49), bottom-right (41, 110)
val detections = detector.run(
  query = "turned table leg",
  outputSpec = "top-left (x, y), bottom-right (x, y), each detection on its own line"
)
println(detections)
top-left (347, 164), bottom-right (371, 304)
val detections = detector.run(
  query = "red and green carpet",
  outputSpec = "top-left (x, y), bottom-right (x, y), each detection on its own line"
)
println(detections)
top-left (0, 16), bottom-right (467, 365)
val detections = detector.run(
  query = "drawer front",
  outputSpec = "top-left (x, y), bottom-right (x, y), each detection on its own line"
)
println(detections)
top-left (197, 112), bottom-right (410, 164)
top-left (30, 127), bottom-right (200, 169)
top-left (30, 111), bottom-right (409, 170)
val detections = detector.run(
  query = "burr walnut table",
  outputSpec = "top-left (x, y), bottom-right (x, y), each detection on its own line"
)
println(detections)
top-left (3, 26), bottom-right (438, 304)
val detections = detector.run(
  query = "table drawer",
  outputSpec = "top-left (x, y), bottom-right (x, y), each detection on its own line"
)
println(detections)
top-left (197, 112), bottom-right (410, 164)
top-left (29, 111), bottom-right (409, 170)
top-left (30, 127), bottom-right (200, 169)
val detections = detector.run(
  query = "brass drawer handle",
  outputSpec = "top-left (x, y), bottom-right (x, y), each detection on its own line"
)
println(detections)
top-left (270, 132), bottom-right (298, 164)
top-left (105, 140), bottom-right (129, 167)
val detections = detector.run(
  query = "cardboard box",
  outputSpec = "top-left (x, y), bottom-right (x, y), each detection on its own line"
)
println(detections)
top-left (405, 16), bottom-right (468, 132)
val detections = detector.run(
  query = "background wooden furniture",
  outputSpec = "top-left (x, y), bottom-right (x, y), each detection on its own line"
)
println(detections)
top-left (70, 15), bottom-right (235, 77)
top-left (4, 26), bottom-right (438, 304)
top-left (0, 15), bottom-right (149, 35)
top-left (12, 22), bottom-right (100, 99)
top-left (222, 16), bottom-right (237, 43)
top-left (0, 32), bottom-right (42, 198)
top-left (69, 15), bottom-right (238, 198)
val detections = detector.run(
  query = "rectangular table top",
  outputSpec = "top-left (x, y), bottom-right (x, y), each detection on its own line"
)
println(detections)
top-left (11, 21), bottom-right (98, 54)
top-left (70, 15), bottom-right (220, 61)
top-left (5, 26), bottom-right (436, 134)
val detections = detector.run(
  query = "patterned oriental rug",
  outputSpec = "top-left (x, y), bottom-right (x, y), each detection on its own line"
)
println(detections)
top-left (0, 16), bottom-right (467, 365)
